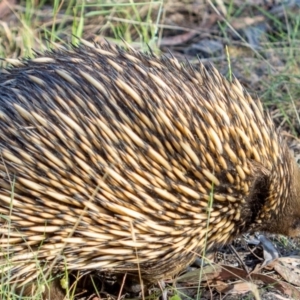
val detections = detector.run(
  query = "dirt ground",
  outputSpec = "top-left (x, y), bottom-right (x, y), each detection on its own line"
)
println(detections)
top-left (1, 0), bottom-right (300, 299)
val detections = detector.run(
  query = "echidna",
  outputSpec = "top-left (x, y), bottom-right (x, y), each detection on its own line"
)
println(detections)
top-left (0, 39), bottom-right (300, 298)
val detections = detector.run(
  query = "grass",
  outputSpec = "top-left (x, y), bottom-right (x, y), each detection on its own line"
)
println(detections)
top-left (1, 0), bottom-right (300, 299)
top-left (0, 0), bottom-right (163, 58)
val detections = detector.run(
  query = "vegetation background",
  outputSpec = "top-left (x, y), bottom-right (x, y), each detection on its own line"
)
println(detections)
top-left (1, 0), bottom-right (300, 299)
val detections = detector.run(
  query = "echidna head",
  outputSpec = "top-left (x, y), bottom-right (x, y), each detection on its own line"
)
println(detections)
top-left (255, 157), bottom-right (300, 238)
top-left (279, 160), bottom-right (300, 237)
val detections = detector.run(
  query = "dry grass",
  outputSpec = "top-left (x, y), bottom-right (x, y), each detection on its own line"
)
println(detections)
top-left (1, 0), bottom-right (300, 299)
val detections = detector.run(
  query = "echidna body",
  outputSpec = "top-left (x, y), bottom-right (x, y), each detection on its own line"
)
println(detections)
top-left (0, 40), bottom-right (300, 294)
